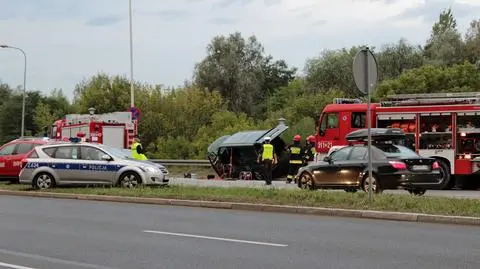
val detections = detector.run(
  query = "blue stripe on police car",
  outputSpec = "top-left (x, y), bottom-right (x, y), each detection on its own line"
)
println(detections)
top-left (25, 162), bottom-right (124, 171)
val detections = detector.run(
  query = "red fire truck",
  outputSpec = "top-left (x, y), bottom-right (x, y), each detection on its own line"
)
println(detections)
top-left (314, 92), bottom-right (480, 190)
top-left (50, 108), bottom-right (138, 149)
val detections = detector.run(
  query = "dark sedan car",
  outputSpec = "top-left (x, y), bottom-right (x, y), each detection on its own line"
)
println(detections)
top-left (295, 130), bottom-right (443, 195)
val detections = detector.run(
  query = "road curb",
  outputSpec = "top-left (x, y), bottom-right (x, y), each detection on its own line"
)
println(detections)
top-left (0, 189), bottom-right (479, 226)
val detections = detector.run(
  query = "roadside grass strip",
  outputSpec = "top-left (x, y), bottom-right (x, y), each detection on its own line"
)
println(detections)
top-left (1, 183), bottom-right (480, 218)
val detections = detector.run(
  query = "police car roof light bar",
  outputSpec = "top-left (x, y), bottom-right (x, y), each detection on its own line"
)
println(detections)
top-left (69, 137), bottom-right (82, 143)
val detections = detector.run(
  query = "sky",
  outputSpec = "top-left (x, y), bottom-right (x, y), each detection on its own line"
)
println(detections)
top-left (0, 0), bottom-right (479, 101)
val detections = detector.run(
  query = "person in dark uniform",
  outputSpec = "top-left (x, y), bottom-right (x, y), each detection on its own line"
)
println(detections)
top-left (257, 136), bottom-right (276, 185)
top-left (286, 135), bottom-right (303, 184)
top-left (303, 135), bottom-right (316, 166)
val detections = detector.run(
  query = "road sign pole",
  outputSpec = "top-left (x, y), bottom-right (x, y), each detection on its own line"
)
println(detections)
top-left (364, 48), bottom-right (373, 202)
top-left (352, 46), bottom-right (378, 203)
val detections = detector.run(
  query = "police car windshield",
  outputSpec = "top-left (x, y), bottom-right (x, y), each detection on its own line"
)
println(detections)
top-left (96, 145), bottom-right (133, 160)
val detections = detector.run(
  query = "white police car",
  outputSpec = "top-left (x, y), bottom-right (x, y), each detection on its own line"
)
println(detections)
top-left (19, 139), bottom-right (169, 189)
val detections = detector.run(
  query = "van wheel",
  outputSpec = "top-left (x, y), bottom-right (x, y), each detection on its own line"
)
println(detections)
top-left (253, 172), bottom-right (264, 181)
top-left (362, 174), bottom-right (382, 194)
top-left (33, 172), bottom-right (56, 190)
top-left (119, 171), bottom-right (141, 188)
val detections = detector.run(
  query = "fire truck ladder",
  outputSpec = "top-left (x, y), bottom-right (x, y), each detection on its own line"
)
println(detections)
top-left (381, 92), bottom-right (480, 106)
top-left (333, 98), bottom-right (363, 104)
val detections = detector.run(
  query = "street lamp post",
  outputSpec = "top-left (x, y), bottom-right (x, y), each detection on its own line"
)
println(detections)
top-left (0, 44), bottom-right (27, 138)
top-left (129, 0), bottom-right (134, 108)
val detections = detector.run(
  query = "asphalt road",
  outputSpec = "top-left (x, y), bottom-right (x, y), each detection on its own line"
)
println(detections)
top-left (169, 177), bottom-right (480, 199)
top-left (0, 195), bottom-right (479, 269)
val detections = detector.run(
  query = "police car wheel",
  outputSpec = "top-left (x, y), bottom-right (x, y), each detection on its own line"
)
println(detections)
top-left (33, 172), bottom-right (55, 190)
top-left (119, 171), bottom-right (141, 188)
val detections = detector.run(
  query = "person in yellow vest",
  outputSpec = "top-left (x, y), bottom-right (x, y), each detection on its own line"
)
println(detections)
top-left (131, 137), bottom-right (148, 161)
top-left (257, 136), bottom-right (276, 185)
top-left (287, 135), bottom-right (303, 183)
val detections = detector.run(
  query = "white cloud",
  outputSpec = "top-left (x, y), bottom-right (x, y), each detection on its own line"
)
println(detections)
top-left (0, 0), bottom-right (478, 100)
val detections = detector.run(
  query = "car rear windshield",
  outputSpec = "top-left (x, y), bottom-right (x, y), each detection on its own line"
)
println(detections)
top-left (374, 144), bottom-right (419, 158)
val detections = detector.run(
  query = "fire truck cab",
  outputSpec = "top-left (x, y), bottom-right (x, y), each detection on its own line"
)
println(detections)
top-left (51, 108), bottom-right (137, 150)
top-left (315, 93), bottom-right (480, 190)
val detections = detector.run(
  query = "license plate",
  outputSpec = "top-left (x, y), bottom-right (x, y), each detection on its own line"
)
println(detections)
top-left (412, 165), bottom-right (430, 171)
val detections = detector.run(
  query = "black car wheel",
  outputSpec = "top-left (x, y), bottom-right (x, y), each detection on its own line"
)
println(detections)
top-left (408, 189), bottom-right (426, 196)
top-left (298, 172), bottom-right (315, 190)
top-left (436, 160), bottom-right (454, 190)
top-left (362, 175), bottom-right (382, 194)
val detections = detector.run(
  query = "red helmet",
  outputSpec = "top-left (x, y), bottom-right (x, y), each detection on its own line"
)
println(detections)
top-left (293, 135), bottom-right (301, 142)
top-left (307, 135), bottom-right (315, 143)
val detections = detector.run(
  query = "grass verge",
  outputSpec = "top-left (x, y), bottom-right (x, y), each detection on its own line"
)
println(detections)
top-left (1, 183), bottom-right (480, 217)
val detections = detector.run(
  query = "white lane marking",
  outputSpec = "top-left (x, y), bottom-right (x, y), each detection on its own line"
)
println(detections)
top-left (0, 261), bottom-right (38, 269)
top-left (0, 249), bottom-right (120, 269)
top-left (143, 230), bottom-right (288, 247)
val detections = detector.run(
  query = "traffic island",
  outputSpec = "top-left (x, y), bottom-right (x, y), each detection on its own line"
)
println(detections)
top-left (0, 184), bottom-right (479, 226)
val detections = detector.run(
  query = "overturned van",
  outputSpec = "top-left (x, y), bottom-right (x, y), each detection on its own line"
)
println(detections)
top-left (207, 118), bottom-right (290, 180)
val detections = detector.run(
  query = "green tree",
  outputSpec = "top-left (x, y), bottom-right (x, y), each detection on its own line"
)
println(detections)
top-left (73, 73), bottom-right (135, 113)
top-left (0, 90), bottom-right (43, 141)
top-left (193, 31), bottom-right (296, 117)
top-left (424, 8), bottom-right (466, 66)
top-left (375, 62), bottom-right (480, 98)
top-left (376, 38), bottom-right (424, 80)
top-left (304, 46), bottom-right (366, 97)
top-left (33, 101), bottom-right (55, 134)
top-left (193, 110), bottom-right (257, 158)
top-left (465, 19), bottom-right (480, 66)
top-left (44, 89), bottom-right (72, 118)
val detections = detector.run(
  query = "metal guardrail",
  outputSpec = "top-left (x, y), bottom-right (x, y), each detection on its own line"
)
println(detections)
top-left (150, 159), bottom-right (211, 167)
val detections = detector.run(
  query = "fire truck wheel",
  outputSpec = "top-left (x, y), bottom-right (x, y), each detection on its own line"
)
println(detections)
top-left (119, 171), bottom-right (141, 188)
top-left (32, 172), bottom-right (56, 190)
top-left (361, 174), bottom-right (383, 194)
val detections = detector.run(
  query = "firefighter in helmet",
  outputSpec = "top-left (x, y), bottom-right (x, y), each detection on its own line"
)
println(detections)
top-left (286, 135), bottom-right (303, 183)
top-left (303, 135), bottom-right (316, 166)
top-left (131, 136), bottom-right (148, 161)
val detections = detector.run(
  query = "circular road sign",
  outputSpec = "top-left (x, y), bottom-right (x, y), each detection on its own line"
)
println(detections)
top-left (353, 47), bottom-right (379, 94)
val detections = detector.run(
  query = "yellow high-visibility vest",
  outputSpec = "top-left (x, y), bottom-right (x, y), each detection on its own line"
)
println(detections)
top-left (131, 142), bottom-right (148, 160)
top-left (262, 144), bottom-right (274, 160)
top-left (289, 146), bottom-right (302, 164)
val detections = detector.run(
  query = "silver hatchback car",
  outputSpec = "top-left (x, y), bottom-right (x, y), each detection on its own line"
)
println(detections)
top-left (19, 141), bottom-right (169, 189)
